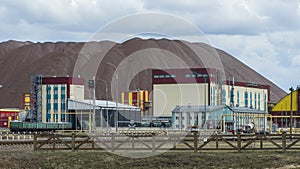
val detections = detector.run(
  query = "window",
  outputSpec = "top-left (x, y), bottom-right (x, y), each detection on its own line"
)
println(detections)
top-left (244, 91), bottom-right (248, 107)
top-left (54, 103), bottom-right (58, 111)
top-left (61, 85), bottom-right (66, 92)
top-left (250, 92), bottom-right (252, 108)
top-left (237, 91), bottom-right (240, 106)
top-left (185, 74), bottom-right (191, 78)
top-left (258, 93), bottom-right (261, 110)
top-left (194, 112), bottom-right (198, 125)
top-left (264, 94), bottom-right (267, 111)
top-left (61, 103), bottom-right (66, 111)
top-left (222, 90), bottom-right (226, 105)
top-left (254, 93), bottom-right (257, 109)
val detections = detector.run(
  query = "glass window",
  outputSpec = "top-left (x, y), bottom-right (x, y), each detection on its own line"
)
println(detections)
top-left (264, 94), bottom-right (267, 111)
top-left (254, 93), bottom-right (257, 109)
top-left (185, 74), bottom-right (191, 78)
top-left (237, 91), bottom-right (240, 106)
top-left (258, 93), bottom-right (261, 110)
top-left (222, 90), bottom-right (226, 105)
top-left (201, 112), bottom-right (206, 128)
top-left (47, 103), bottom-right (51, 110)
top-left (245, 91), bottom-right (248, 107)
top-left (250, 92), bottom-right (252, 108)
top-left (61, 103), bottom-right (66, 111)
top-left (194, 112), bottom-right (198, 125)
top-left (54, 103), bottom-right (58, 111)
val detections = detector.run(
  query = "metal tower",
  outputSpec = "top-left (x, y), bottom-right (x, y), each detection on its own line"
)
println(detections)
top-left (29, 75), bottom-right (43, 122)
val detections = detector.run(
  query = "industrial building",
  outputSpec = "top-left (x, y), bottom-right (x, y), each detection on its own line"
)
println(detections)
top-left (38, 76), bottom-right (85, 123)
top-left (271, 86), bottom-right (300, 128)
top-left (152, 68), bottom-right (269, 117)
top-left (25, 75), bottom-right (141, 131)
top-left (172, 105), bottom-right (267, 133)
top-left (68, 99), bottom-right (141, 130)
top-left (122, 89), bottom-right (151, 116)
top-left (0, 108), bottom-right (22, 128)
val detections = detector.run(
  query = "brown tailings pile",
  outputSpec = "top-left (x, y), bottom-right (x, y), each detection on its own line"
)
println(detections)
top-left (0, 38), bottom-right (286, 108)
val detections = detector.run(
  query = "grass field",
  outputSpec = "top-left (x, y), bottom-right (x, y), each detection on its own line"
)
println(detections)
top-left (0, 150), bottom-right (300, 168)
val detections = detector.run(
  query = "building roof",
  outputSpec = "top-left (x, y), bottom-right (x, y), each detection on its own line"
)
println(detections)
top-left (230, 107), bottom-right (266, 114)
top-left (172, 105), bottom-right (225, 112)
top-left (172, 105), bottom-right (266, 114)
top-left (68, 99), bottom-right (141, 111)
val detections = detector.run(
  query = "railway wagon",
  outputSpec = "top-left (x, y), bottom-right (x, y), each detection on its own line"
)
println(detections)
top-left (10, 121), bottom-right (72, 132)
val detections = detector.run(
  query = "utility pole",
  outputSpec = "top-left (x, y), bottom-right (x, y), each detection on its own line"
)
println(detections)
top-left (104, 61), bottom-right (119, 133)
top-left (88, 78), bottom-right (96, 133)
top-left (289, 87), bottom-right (294, 141)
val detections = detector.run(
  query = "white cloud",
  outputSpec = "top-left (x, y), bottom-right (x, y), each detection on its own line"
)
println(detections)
top-left (0, 0), bottom-right (300, 91)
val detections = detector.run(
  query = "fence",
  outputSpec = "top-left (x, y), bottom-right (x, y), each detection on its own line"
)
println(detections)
top-left (1, 131), bottom-right (300, 152)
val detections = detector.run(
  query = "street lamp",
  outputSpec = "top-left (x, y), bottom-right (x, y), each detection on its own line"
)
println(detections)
top-left (289, 87), bottom-right (294, 140)
top-left (99, 79), bottom-right (109, 128)
top-left (88, 78), bottom-right (96, 133)
top-left (104, 61), bottom-right (119, 132)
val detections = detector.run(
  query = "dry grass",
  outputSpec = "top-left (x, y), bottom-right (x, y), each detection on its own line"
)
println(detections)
top-left (1, 150), bottom-right (300, 168)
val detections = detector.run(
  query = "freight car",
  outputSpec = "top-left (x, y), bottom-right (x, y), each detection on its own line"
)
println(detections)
top-left (9, 121), bottom-right (72, 132)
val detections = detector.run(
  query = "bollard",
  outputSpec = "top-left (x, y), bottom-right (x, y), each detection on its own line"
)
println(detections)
top-left (29, 132), bottom-right (32, 139)
top-left (6, 132), bottom-right (9, 140)
top-left (23, 132), bottom-right (26, 139)
top-left (0, 132), bottom-right (2, 140)
top-left (11, 132), bottom-right (14, 140)
top-left (237, 132), bottom-right (241, 153)
top-left (282, 131), bottom-right (286, 152)
top-left (18, 132), bottom-right (20, 140)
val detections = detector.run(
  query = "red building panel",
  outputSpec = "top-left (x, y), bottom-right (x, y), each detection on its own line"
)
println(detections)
top-left (152, 68), bottom-right (217, 84)
top-left (0, 110), bottom-right (20, 128)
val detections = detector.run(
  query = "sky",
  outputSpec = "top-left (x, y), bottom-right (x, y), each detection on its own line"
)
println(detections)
top-left (0, 0), bottom-right (300, 92)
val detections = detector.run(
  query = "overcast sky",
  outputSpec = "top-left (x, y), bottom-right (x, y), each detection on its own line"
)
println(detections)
top-left (1, 0), bottom-right (300, 92)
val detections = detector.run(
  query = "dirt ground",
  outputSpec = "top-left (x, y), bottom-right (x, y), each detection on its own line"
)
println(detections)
top-left (0, 150), bottom-right (300, 169)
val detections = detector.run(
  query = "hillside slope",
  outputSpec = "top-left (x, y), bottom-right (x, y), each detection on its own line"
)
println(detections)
top-left (0, 38), bottom-right (286, 108)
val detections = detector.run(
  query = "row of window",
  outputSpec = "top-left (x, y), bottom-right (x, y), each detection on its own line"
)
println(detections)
top-left (46, 98), bottom-right (66, 104)
top-left (185, 73), bottom-right (208, 78)
top-left (222, 89), bottom-right (267, 110)
top-left (46, 103), bottom-right (66, 113)
top-left (0, 113), bottom-right (17, 117)
top-left (153, 73), bottom-right (210, 79)
top-left (153, 74), bottom-right (176, 79)
top-left (46, 85), bottom-right (66, 94)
